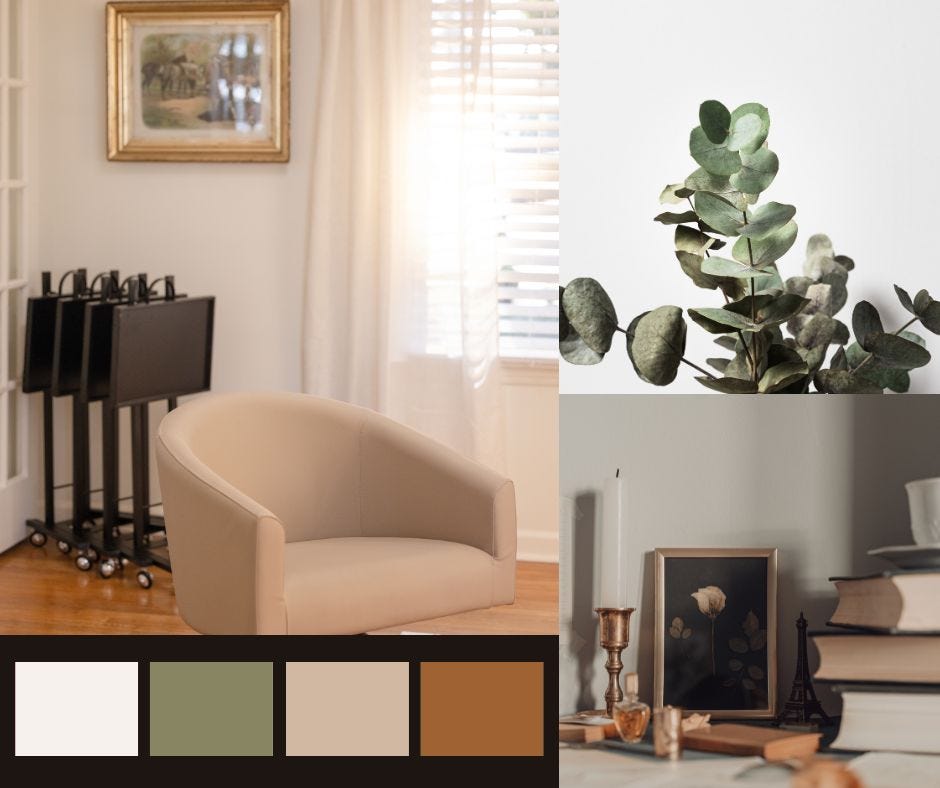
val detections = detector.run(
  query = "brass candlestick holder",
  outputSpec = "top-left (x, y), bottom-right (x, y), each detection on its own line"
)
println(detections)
top-left (594, 607), bottom-right (635, 717)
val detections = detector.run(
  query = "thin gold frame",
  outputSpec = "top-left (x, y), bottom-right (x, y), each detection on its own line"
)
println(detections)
top-left (653, 547), bottom-right (778, 719)
top-left (106, 0), bottom-right (290, 162)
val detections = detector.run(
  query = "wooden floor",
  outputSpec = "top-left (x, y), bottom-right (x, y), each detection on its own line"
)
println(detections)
top-left (0, 539), bottom-right (558, 635)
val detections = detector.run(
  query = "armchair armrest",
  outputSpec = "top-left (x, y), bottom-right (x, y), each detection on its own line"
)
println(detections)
top-left (156, 433), bottom-right (287, 635)
top-left (359, 414), bottom-right (516, 562)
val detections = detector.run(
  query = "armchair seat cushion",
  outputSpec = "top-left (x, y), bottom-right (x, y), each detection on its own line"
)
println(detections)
top-left (283, 537), bottom-right (499, 634)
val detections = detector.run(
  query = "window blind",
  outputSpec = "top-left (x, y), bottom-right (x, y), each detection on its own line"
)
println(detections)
top-left (428, 0), bottom-right (559, 360)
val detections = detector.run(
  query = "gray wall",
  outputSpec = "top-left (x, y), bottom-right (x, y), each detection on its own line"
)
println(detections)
top-left (559, 395), bottom-right (940, 715)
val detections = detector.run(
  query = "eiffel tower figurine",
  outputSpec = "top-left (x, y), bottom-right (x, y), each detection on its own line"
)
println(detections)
top-left (776, 612), bottom-right (832, 727)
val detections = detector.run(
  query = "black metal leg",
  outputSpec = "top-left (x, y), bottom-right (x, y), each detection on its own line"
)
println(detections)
top-left (71, 396), bottom-right (90, 537)
top-left (42, 391), bottom-right (55, 527)
top-left (102, 402), bottom-right (119, 551)
top-left (130, 403), bottom-right (150, 552)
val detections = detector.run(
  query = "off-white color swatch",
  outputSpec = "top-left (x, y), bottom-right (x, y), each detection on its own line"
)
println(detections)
top-left (15, 661), bottom-right (138, 756)
top-left (286, 661), bottom-right (409, 756)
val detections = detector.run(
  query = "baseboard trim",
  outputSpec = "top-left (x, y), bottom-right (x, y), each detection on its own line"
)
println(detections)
top-left (517, 529), bottom-right (558, 563)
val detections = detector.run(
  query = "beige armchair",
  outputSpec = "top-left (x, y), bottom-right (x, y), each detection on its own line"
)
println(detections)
top-left (155, 392), bottom-right (516, 634)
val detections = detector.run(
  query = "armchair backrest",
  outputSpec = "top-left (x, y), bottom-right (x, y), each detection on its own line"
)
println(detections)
top-left (160, 391), bottom-right (366, 543)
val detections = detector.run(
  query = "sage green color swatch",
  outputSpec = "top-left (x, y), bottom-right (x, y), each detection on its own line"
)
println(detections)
top-left (149, 662), bottom-right (273, 756)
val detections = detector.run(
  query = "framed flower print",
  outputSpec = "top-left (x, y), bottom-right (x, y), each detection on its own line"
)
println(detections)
top-left (654, 547), bottom-right (778, 719)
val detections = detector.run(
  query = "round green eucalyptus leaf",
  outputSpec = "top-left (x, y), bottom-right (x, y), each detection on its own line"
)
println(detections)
top-left (852, 300), bottom-right (884, 351)
top-left (830, 346), bottom-right (848, 371)
top-left (834, 254), bottom-right (855, 271)
top-left (739, 202), bottom-right (796, 240)
top-left (804, 283), bottom-right (834, 317)
top-left (868, 333), bottom-right (931, 370)
top-left (918, 297), bottom-right (940, 334)
top-left (701, 256), bottom-right (764, 278)
top-left (814, 369), bottom-right (883, 394)
top-left (684, 168), bottom-right (750, 211)
top-left (768, 343), bottom-right (804, 367)
top-left (707, 357), bottom-right (731, 373)
top-left (688, 306), bottom-right (752, 334)
top-left (730, 148), bottom-right (779, 195)
top-left (728, 103), bottom-right (770, 153)
top-left (894, 284), bottom-right (915, 314)
top-left (797, 314), bottom-right (850, 348)
top-left (796, 344), bottom-right (828, 382)
top-left (723, 292), bottom-right (808, 329)
top-left (659, 183), bottom-right (694, 205)
top-left (675, 226), bottom-right (717, 256)
top-left (914, 289), bottom-right (933, 316)
top-left (561, 278), bottom-right (618, 354)
top-left (714, 336), bottom-right (738, 351)
top-left (732, 221), bottom-right (798, 267)
top-left (758, 292), bottom-right (810, 325)
top-left (785, 276), bottom-right (814, 297)
top-left (819, 268), bottom-right (849, 316)
top-left (725, 348), bottom-right (756, 381)
top-left (695, 376), bottom-right (758, 394)
top-left (689, 126), bottom-right (742, 178)
top-left (560, 329), bottom-right (605, 365)
top-left (676, 251), bottom-right (721, 290)
top-left (559, 285), bottom-right (570, 335)
top-left (627, 306), bottom-right (687, 386)
top-left (694, 191), bottom-right (747, 237)
top-left (699, 100), bottom-right (731, 144)
top-left (654, 210), bottom-right (698, 225)
top-left (758, 361), bottom-right (808, 393)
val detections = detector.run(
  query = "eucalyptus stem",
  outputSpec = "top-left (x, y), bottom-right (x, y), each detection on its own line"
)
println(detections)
top-left (743, 211), bottom-right (759, 383)
top-left (894, 317), bottom-right (918, 335)
top-left (680, 357), bottom-right (717, 379)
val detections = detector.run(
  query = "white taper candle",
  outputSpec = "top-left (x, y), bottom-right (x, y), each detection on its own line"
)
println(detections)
top-left (599, 469), bottom-right (627, 608)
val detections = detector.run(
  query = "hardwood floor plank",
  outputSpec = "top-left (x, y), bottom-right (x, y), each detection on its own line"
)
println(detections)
top-left (0, 540), bottom-right (558, 635)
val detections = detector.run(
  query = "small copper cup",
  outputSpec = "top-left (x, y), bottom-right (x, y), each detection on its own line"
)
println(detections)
top-left (653, 705), bottom-right (683, 760)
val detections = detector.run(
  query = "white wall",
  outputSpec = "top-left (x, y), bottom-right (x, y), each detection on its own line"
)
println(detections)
top-left (560, 395), bottom-right (940, 715)
top-left (561, 0), bottom-right (940, 394)
top-left (19, 0), bottom-right (558, 561)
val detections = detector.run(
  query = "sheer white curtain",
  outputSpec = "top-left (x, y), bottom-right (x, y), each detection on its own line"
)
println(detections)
top-left (302, 0), bottom-right (505, 472)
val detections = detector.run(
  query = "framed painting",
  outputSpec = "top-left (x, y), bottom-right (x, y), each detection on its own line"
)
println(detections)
top-left (106, 1), bottom-right (289, 162)
top-left (654, 547), bottom-right (778, 719)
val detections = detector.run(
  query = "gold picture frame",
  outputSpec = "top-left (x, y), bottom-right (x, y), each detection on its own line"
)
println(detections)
top-left (654, 547), bottom-right (778, 719)
top-left (106, 0), bottom-right (289, 162)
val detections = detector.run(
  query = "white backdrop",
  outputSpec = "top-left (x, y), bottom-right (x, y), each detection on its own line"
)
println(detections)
top-left (561, 0), bottom-right (940, 394)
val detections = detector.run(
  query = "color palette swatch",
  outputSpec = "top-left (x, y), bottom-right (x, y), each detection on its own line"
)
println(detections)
top-left (15, 661), bottom-right (139, 756)
top-left (286, 662), bottom-right (409, 756)
top-left (11, 658), bottom-right (546, 758)
top-left (421, 662), bottom-right (544, 756)
top-left (149, 662), bottom-right (273, 756)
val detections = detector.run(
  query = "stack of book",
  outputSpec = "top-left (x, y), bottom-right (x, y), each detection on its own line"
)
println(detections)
top-left (812, 569), bottom-right (940, 754)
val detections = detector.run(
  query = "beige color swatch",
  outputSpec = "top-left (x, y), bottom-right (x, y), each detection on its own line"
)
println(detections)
top-left (286, 662), bottom-right (409, 756)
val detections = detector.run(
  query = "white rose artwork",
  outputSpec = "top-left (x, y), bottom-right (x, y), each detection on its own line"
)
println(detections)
top-left (691, 585), bottom-right (727, 675)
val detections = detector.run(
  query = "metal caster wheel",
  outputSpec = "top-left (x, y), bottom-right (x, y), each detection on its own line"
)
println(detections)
top-left (120, 557), bottom-right (130, 568)
top-left (85, 547), bottom-right (99, 563)
top-left (57, 540), bottom-right (71, 555)
top-left (29, 530), bottom-right (47, 547)
top-left (75, 554), bottom-right (92, 572)
top-left (136, 570), bottom-right (153, 589)
top-left (98, 558), bottom-right (117, 579)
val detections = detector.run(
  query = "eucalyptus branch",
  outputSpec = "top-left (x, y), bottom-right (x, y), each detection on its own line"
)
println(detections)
top-left (558, 99), bottom-right (940, 393)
